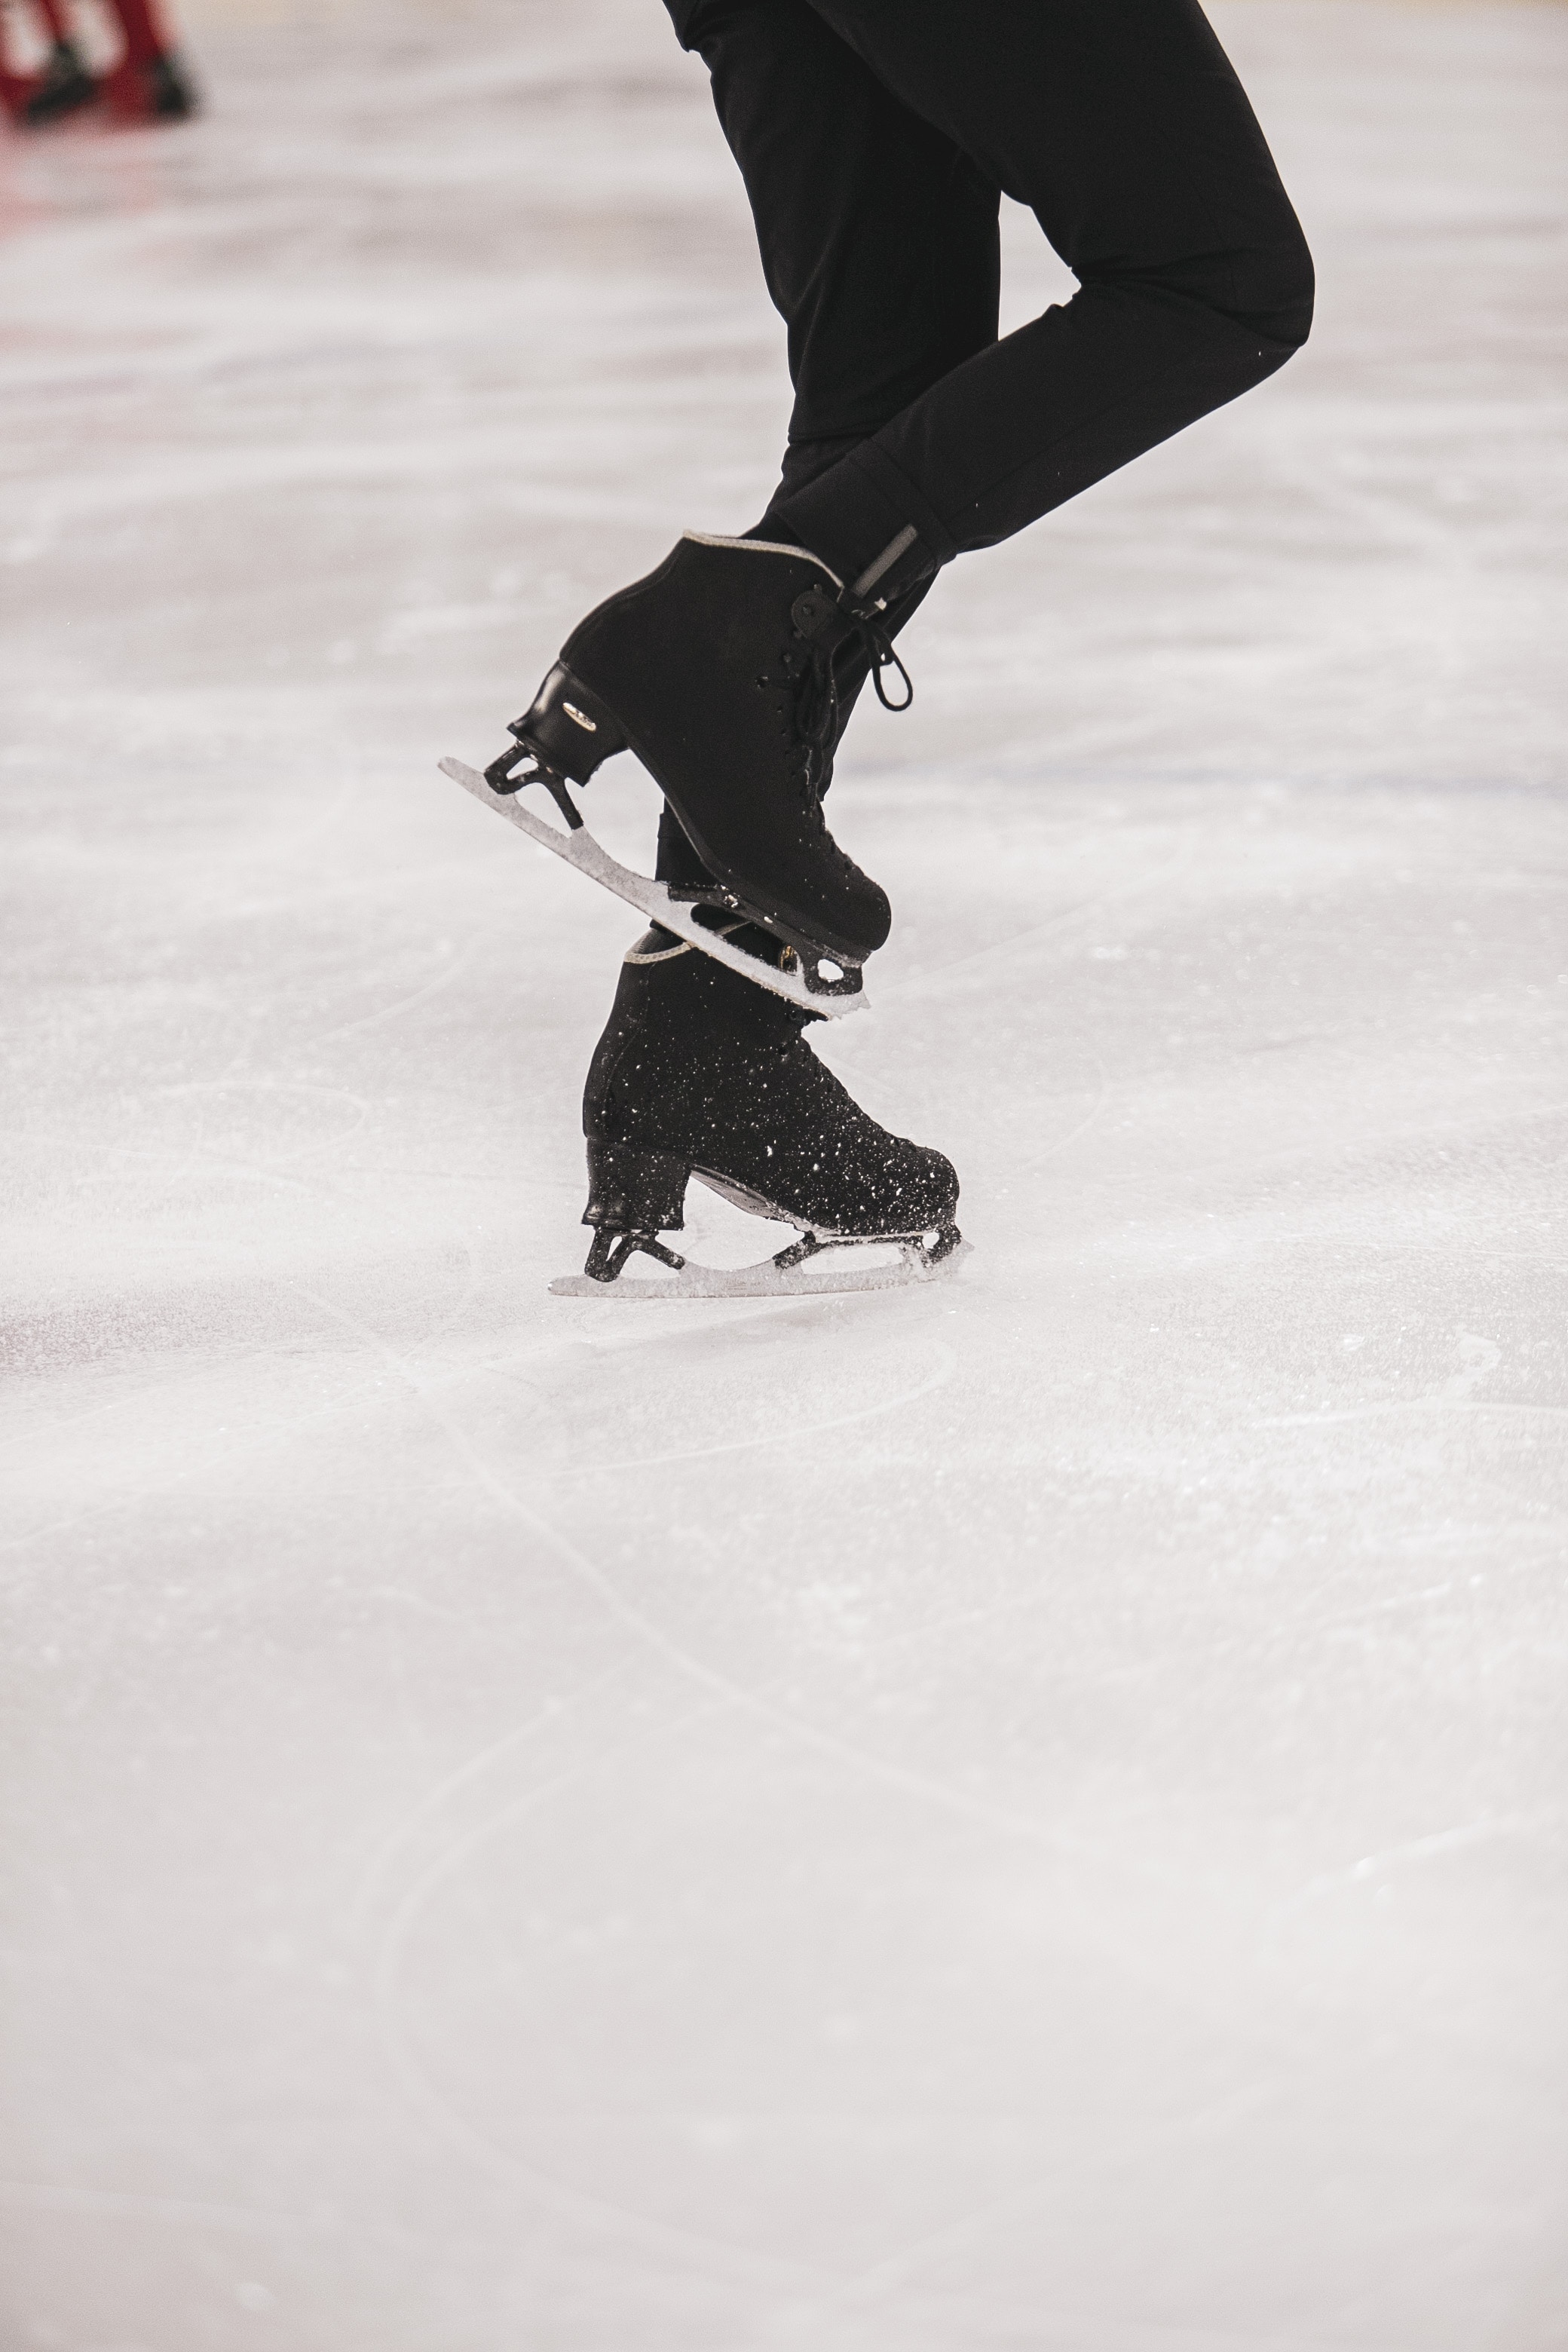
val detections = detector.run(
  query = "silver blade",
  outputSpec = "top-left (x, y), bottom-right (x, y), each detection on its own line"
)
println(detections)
top-left (439, 756), bottom-right (869, 1019)
top-left (549, 1239), bottom-right (970, 1301)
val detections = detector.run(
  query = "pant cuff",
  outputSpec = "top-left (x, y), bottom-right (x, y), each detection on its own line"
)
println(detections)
top-left (773, 439), bottom-right (958, 605)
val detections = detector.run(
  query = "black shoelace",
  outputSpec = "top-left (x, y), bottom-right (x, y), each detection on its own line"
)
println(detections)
top-left (795, 610), bottom-right (914, 797)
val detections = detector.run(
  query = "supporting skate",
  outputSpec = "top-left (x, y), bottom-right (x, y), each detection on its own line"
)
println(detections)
top-left (437, 754), bottom-right (868, 1018)
top-left (447, 529), bottom-right (917, 990)
top-left (549, 926), bottom-right (966, 1301)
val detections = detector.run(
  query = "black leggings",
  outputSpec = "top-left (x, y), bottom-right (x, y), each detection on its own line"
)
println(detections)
top-left (669, 0), bottom-right (1314, 602)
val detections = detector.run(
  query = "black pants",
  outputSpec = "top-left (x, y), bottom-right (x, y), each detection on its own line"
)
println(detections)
top-left (669, 0), bottom-right (1313, 603)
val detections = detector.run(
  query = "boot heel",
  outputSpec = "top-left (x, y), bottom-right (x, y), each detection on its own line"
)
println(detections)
top-left (508, 666), bottom-right (628, 786)
top-left (580, 1141), bottom-right (691, 1282)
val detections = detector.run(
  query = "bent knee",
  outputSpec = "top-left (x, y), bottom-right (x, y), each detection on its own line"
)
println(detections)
top-left (1095, 211), bottom-right (1314, 359)
top-left (1230, 216), bottom-right (1315, 352)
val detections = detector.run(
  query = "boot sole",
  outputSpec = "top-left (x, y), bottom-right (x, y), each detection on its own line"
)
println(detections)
top-left (512, 662), bottom-right (889, 971)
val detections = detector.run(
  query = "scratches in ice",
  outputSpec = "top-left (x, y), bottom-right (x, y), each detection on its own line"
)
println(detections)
top-left (305, 1285), bottom-right (1173, 2273)
top-left (583, 1340), bottom-right (957, 1472)
top-left (1265, 1813), bottom-right (1560, 1940)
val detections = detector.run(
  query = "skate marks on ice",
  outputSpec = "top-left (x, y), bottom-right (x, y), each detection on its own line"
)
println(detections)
top-left (437, 758), bottom-right (868, 1020)
top-left (329, 1295), bottom-right (1152, 2280)
top-left (309, 1254), bottom-right (1194, 2266)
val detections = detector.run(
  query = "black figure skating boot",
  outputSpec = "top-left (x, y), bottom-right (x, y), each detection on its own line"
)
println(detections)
top-left (482, 531), bottom-right (920, 980)
top-left (23, 38), bottom-right (96, 122)
top-left (551, 926), bottom-right (965, 1299)
top-left (137, 49), bottom-right (198, 120)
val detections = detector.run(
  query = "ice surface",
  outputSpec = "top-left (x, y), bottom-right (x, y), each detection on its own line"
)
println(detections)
top-left (2, 3), bottom-right (1566, 2347)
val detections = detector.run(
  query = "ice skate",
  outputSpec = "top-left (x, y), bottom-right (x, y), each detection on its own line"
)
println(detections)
top-left (548, 926), bottom-right (966, 1301)
top-left (437, 750), bottom-right (870, 1020)
top-left (100, 46), bottom-right (197, 123)
top-left (20, 38), bottom-right (96, 123)
top-left (453, 531), bottom-right (917, 996)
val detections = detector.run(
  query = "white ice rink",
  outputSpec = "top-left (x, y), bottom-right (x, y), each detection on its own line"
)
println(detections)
top-left (3, 3), bottom-right (1566, 2344)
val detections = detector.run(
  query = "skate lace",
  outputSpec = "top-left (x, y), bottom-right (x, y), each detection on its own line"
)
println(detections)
top-left (792, 610), bottom-right (913, 801)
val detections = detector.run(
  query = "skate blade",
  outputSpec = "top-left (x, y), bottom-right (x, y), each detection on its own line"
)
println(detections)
top-left (439, 757), bottom-right (868, 1020)
top-left (549, 1237), bottom-right (970, 1302)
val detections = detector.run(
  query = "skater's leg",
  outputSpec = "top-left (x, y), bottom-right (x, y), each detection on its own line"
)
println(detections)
top-left (108, 0), bottom-right (164, 67)
top-left (687, 0), bottom-right (1002, 458)
top-left (102, 0), bottom-right (197, 118)
top-left (8, 0), bottom-right (96, 123)
top-left (544, 9), bottom-right (962, 1277)
top-left (764, 0), bottom-right (1314, 598)
top-left (497, 0), bottom-right (1311, 968)
top-left (654, 0), bottom-right (989, 888)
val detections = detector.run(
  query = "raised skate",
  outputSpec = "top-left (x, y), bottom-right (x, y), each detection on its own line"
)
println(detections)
top-left (447, 529), bottom-right (917, 997)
